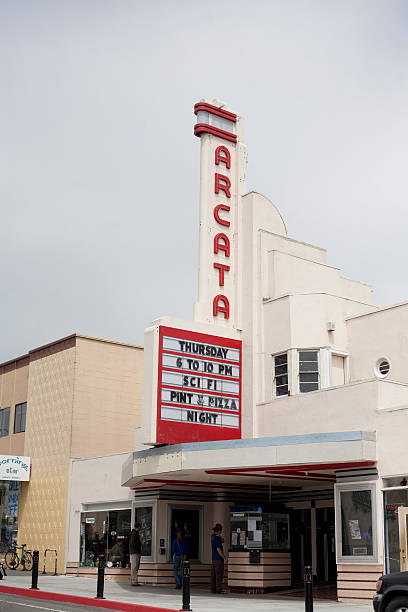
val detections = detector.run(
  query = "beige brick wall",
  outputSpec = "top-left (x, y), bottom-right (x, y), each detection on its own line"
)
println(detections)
top-left (18, 345), bottom-right (76, 574)
top-left (70, 336), bottom-right (143, 458)
top-left (16, 334), bottom-right (143, 573)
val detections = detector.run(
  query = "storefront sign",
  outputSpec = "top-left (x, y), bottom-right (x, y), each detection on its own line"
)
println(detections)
top-left (0, 455), bottom-right (30, 481)
top-left (157, 326), bottom-right (242, 443)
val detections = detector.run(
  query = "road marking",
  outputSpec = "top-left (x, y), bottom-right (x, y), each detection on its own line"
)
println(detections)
top-left (0, 598), bottom-right (68, 611)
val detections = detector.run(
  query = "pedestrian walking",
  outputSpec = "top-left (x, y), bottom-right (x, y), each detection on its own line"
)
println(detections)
top-left (211, 523), bottom-right (227, 594)
top-left (129, 523), bottom-right (142, 586)
top-left (172, 528), bottom-right (189, 589)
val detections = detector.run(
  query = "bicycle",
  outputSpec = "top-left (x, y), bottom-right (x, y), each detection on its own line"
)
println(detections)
top-left (5, 544), bottom-right (33, 571)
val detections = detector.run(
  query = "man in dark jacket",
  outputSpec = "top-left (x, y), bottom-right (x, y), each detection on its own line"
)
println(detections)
top-left (129, 523), bottom-right (142, 586)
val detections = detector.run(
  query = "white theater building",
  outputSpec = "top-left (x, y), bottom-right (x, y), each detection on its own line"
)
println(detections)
top-left (67, 100), bottom-right (408, 606)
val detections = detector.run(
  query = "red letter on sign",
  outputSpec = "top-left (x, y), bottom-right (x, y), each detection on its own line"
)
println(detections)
top-left (213, 295), bottom-right (230, 319)
top-left (213, 262), bottom-right (230, 286)
top-left (214, 173), bottom-right (231, 198)
top-left (215, 146), bottom-right (231, 169)
top-left (214, 204), bottom-right (230, 227)
top-left (214, 233), bottom-right (230, 257)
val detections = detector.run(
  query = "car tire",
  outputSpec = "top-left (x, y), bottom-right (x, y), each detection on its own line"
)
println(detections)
top-left (385, 596), bottom-right (408, 612)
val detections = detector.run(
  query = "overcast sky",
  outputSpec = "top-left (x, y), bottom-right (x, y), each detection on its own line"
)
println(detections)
top-left (1, 0), bottom-right (407, 362)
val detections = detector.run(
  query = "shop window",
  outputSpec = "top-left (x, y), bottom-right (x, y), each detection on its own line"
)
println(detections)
top-left (79, 509), bottom-right (131, 567)
top-left (14, 402), bottom-right (27, 434)
top-left (274, 353), bottom-right (288, 397)
top-left (384, 488), bottom-right (408, 574)
top-left (335, 483), bottom-right (377, 562)
top-left (299, 351), bottom-right (319, 393)
top-left (0, 408), bottom-right (10, 437)
top-left (134, 506), bottom-right (153, 557)
top-left (0, 481), bottom-right (20, 552)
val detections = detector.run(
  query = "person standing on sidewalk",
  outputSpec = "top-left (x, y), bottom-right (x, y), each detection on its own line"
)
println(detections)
top-left (129, 523), bottom-right (142, 586)
top-left (211, 523), bottom-right (227, 594)
top-left (172, 528), bottom-right (189, 589)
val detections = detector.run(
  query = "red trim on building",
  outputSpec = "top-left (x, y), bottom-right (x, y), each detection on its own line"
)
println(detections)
top-left (162, 366), bottom-right (239, 382)
top-left (194, 102), bottom-right (237, 123)
top-left (206, 460), bottom-right (376, 476)
top-left (194, 124), bottom-right (237, 143)
top-left (162, 348), bottom-right (239, 366)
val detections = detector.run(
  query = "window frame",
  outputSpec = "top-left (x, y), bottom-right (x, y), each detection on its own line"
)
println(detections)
top-left (131, 500), bottom-right (156, 562)
top-left (335, 482), bottom-right (378, 563)
top-left (298, 350), bottom-right (319, 393)
top-left (14, 402), bottom-right (27, 434)
top-left (79, 506), bottom-right (132, 567)
top-left (0, 407), bottom-right (11, 438)
top-left (274, 352), bottom-right (289, 397)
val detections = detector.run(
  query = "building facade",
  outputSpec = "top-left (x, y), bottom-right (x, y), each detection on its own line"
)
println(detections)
top-left (2, 100), bottom-right (408, 606)
top-left (118, 100), bottom-right (408, 605)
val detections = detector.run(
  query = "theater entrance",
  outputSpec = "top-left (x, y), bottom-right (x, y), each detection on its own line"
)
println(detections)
top-left (169, 507), bottom-right (201, 562)
top-left (291, 505), bottom-right (336, 596)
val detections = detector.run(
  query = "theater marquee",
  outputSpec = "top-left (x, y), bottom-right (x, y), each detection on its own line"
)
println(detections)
top-left (156, 326), bottom-right (242, 444)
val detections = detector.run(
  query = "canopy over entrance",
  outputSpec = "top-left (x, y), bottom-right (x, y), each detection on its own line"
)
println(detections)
top-left (122, 430), bottom-right (376, 492)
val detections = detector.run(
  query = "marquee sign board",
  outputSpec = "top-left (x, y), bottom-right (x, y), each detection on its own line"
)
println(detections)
top-left (156, 325), bottom-right (242, 444)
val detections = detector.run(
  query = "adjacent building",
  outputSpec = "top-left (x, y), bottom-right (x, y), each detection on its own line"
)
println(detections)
top-left (0, 334), bottom-right (143, 573)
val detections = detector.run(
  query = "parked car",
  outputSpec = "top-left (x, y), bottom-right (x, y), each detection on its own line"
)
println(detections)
top-left (373, 571), bottom-right (408, 611)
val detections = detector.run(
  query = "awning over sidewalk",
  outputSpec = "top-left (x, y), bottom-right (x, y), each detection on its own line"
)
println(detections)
top-left (121, 430), bottom-right (376, 491)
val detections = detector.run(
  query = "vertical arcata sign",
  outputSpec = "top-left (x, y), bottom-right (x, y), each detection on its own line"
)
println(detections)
top-left (156, 326), bottom-right (242, 443)
top-left (194, 100), bottom-right (247, 329)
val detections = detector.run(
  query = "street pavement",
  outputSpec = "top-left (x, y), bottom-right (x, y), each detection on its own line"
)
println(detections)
top-left (0, 573), bottom-right (374, 612)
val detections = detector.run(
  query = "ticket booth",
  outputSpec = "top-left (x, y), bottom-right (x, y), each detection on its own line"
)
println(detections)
top-left (228, 506), bottom-right (291, 593)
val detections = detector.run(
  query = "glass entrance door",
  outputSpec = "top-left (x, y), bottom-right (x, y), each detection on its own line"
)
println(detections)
top-left (398, 507), bottom-right (408, 571)
top-left (170, 508), bottom-right (201, 561)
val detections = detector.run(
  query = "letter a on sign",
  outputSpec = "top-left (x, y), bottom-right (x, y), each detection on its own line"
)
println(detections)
top-left (214, 233), bottom-right (230, 257)
top-left (213, 295), bottom-right (230, 319)
top-left (215, 146), bottom-right (231, 169)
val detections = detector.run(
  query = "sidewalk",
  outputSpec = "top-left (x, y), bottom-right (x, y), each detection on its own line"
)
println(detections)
top-left (0, 573), bottom-right (373, 612)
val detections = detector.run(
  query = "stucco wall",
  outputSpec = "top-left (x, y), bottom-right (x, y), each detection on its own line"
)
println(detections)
top-left (67, 452), bottom-right (133, 565)
top-left (348, 303), bottom-right (408, 384)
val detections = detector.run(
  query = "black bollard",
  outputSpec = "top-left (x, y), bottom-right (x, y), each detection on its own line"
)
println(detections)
top-left (31, 550), bottom-right (39, 590)
top-left (95, 554), bottom-right (105, 599)
top-left (180, 559), bottom-right (192, 611)
top-left (304, 565), bottom-right (313, 612)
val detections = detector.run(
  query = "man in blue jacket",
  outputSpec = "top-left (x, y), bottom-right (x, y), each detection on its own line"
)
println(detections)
top-left (211, 523), bottom-right (227, 593)
top-left (172, 528), bottom-right (189, 589)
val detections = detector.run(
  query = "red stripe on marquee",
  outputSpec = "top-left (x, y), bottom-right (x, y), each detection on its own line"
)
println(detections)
top-left (161, 383), bottom-right (239, 398)
top-left (162, 366), bottom-right (239, 382)
top-left (160, 326), bottom-right (241, 348)
top-left (161, 401), bottom-right (239, 416)
top-left (163, 348), bottom-right (239, 366)
top-left (194, 102), bottom-right (237, 122)
top-left (194, 124), bottom-right (237, 143)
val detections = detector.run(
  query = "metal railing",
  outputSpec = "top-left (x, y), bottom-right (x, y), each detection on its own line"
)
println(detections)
top-left (42, 548), bottom-right (58, 576)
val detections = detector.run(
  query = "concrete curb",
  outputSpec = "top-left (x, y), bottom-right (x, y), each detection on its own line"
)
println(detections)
top-left (0, 584), bottom-right (178, 611)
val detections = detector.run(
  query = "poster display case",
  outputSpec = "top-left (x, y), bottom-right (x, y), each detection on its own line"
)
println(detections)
top-left (229, 507), bottom-right (290, 551)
